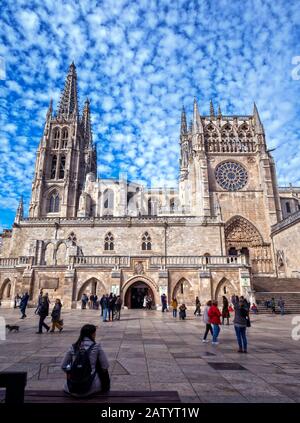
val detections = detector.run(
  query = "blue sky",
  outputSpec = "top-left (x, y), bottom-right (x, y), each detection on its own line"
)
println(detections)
top-left (1, 0), bottom-right (300, 230)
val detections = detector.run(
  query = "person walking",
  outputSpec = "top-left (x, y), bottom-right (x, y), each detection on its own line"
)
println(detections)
top-left (14, 293), bottom-right (21, 309)
top-left (20, 292), bottom-right (29, 319)
top-left (143, 295), bottom-right (147, 309)
top-left (93, 295), bottom-right (98, 310)
top-left (81, 293), bottom-right (88, 310)
top-left (61, 324), bottom-right (110, 397)
top-left (270, 297), bottom-right (276, 314)
top-left (232, 296), bottom-right (250, 353)
top-left (50, 299), bottom-right (63, 332)
top-left (179, 303), bottom-right (187, 320)
top-left (99, 295), bottom-right (105, 316)
top-left (208, 300), bottom-right (221, 345)
top-left (194, 296), bottom-right (201, 316)
top-left (161, 293), bottom-right (168, 312)
top-left (202, 300), bottom-right (213, 342)
top-left (171, 297), bottom-right (178, 318)
top-left (35, 289), bottom-right (43, 314)
top-left (36, 295), bottom-right (50, 334)
top-left (108, 294), bottom-right (116, 321)
top-left (115, 296), bottom-right (122, 320)
top-left (146, 295), bottom-right (153, 310)
top-left (222, 296), bottom-right (230, 325)
top-left (89, 294), bottom-right (94, 309)
top-left (278, 297), bottom-right (285, 315)
top-left (102, 294), bottom-right (109, 322)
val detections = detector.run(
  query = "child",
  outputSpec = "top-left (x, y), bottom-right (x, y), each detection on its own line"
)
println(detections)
top-left (179, 303), bottom-right (187, 320)
top-left (251, 303), bottom-right (258, 314)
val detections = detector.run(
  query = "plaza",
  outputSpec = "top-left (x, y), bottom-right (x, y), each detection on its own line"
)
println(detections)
top-left (1, 308), bottom-right (300, 403)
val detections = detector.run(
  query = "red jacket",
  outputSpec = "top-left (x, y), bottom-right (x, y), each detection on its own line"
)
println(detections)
top-left (208, 305), bottom-right (221, 325)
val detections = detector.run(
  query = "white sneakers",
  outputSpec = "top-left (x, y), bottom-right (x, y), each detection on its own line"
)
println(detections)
top-left (211, 341), bottom-right (219, 345)
top-left (202, 339), bottom-right (209, 343)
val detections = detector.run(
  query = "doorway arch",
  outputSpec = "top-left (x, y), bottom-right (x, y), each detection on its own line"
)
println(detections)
top-left (122, 276), bottom-right (157, 309)
top-left (172, 278), bottom-right (195, 305)
top-left (215, 277), bottom-right (236, 304)
top-left (0, 279), bottom-right (12, 300)
top-left (77, 278), bottom-right (106, 301)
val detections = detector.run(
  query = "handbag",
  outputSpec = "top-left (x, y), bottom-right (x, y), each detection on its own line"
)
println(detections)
top-left (246, 316), bottom-right (251, 327)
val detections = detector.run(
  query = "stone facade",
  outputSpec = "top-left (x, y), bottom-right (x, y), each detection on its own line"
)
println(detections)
top-left (0, 64), bottom-right (298, 309)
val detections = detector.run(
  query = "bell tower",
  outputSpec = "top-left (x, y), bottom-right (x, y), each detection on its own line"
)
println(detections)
top-left (29, 63), bottom-right (97, 218)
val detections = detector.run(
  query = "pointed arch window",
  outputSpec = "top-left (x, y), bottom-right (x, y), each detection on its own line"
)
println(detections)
top-left (68, 232), bottom-right (77, 245)
top-left (142, 232), bottom-right (151, 250)
top-left (104, 232), bottom-right (114, 250)
top-left (59, 155), bottom-right (66, 179)
top-left (53, 128), bottom-right (60, 149)
top-left (48, 191), bottom-right (60, 213)
top-left (50, 155), bottom-right (57, 179)
top-left (61, 128), bottom-right (68, 149)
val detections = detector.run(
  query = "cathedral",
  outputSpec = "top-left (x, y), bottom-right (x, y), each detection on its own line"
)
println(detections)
top-left (1, 63), bottom-right (300, 310)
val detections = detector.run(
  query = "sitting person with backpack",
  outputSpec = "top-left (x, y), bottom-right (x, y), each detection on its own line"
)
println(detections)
top-left (61, 324), bottom-right (110, 397)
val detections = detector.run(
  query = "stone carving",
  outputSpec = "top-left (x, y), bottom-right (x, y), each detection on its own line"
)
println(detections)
top-left (276, 250), bottom-right (285, 269)
top-left (225, 216), bottom-right (263, 247)
top-left (134, 261), bottom-right (144, 275)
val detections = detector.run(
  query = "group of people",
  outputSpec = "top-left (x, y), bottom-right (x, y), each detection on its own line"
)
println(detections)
top-left (263, 297), bottom-right (285, 315)
top-left (35, 290), bottom-right (64, 333)
top-left (142, 294), bottom-right (153, 309)
top-left (80, 293), bottom-right (100, 310)
top-left (202, 295), bottom-right (251, 352)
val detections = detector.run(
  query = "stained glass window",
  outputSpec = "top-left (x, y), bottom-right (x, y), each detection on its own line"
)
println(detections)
top-left (215, 161), bottom-right (248, 191)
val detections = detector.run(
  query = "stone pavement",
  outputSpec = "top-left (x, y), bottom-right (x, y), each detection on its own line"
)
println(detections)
top-left (1, 307), bottom-right (300, 403)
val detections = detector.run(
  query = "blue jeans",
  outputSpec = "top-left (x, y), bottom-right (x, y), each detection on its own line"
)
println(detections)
top-left (212, 324), bottom-right (220, 342)
top-left (173, 309), bottom-right (177, 318)
top-left (234, 325), bottom-right (247, 351)
top-left (103, 307), bottom-right (108, 322)
top-left (280, 306), bottom-right (285, 315)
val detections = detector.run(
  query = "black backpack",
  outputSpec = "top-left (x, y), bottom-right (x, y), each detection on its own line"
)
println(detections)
top-left (67, 344), bottom-right (96, 394)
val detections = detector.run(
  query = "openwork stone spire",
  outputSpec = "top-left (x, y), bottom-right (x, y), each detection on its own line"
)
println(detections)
top-left (180, 106), bottom-right (187, 135)
top-left (82, 98), bottom-right (92, 144)
top-left (57, 62), bottom-right (79, 118)
top-left (217, 104), bottom-right (222, 118)
top-left (192, 98), bottom-right (203, 134)
top-left (253, 102), bottom-right (264, 135)
top-left (14, 196), bottom-right (24, 224)
top-left (210, 99), bottom-right (215, 118)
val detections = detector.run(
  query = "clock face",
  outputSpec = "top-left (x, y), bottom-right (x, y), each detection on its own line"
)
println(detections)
top-left (215, 161), bottom-right (248, 191)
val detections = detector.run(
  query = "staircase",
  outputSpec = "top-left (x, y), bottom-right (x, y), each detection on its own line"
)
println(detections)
top-left (252, 277), bottom-right (300, 314)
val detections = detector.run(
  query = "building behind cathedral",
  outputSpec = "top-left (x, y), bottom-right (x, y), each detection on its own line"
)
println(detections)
top-left (1, 63), bottom-right (300, 310)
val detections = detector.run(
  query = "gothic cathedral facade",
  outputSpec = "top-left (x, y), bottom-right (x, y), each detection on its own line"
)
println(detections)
top-left (0, 63), bottom-right (299, 309)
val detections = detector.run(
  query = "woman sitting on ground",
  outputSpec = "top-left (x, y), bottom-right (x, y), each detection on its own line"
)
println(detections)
top-left (61, 324), bottom-right (110, 397)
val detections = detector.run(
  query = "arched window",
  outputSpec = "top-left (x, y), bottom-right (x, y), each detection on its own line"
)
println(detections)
top-left (104, 232), bottom-right (114, 250)
top-left (142, 232), bottom-right (151, 250)
top-left (170, 198), bottom-right (175, 213)
top-left (61, 128), bottom-right (68, 149)
top-left (68, 232), bottom-right (77, 245)
top-left (59, 155), bottom-right (66, 179)
top-left (103, 189), bottom-right (114, 213)
top-left (286, 202), bottom-right (291, 214)
top-left (48, 191), bottom-right (60, 213)
top-left (50, 155), bottom-right (57, 179)
top-left (53, 128), bottom-right (60, 149)
top-left (204, 252), bottom-right (211, 264)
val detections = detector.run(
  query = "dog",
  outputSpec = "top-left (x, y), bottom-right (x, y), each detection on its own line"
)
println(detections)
top-left (6, 324), bottom-right (20, 332)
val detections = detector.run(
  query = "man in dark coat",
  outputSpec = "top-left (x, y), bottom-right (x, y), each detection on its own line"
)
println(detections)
top-left (20, 292), bottom-right (29, 319)
top-left (99, 294), bottom-right (105, 316)
top-left (36, 295), bottom-right (50, 333)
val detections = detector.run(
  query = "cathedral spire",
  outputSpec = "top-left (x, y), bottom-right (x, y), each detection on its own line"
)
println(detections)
top-left (14, 196), bottom-right (24, 224)
top-left (82, 98), bottom-right (92, 144)
top-left (192, 98), bottom-right (203, 134)
top-left (217, 104), bottom-right (222, 118)
top-left (180, 106), bottom-right (187, 135)
top-left (46, 98), bottom-right (53, 120)
top-left (253, 102), bottom-right (264, 134)
top-left (57, 62), bottom-right (79, 119)
top-left (210, 99), bottom-right (215, 118)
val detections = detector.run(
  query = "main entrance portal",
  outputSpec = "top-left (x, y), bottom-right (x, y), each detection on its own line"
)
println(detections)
top-left (124, 281), bottom-right (154, 309)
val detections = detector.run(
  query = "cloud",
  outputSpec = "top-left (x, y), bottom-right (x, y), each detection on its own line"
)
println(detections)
top-left (0, 0), bottom-right (300, 228)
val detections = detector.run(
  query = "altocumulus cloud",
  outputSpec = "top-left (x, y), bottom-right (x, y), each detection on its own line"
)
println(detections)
top-left (1, 0), bottom-right (300, 228)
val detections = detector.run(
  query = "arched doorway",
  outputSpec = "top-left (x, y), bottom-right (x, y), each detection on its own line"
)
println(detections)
top-left (0, 279), bottom-right (12, 300)
top-left (77, 278), bottom-right (106, 301)
top-left (215, 277), bottom-right (236, 304)
top-left (172, 278), bottom-right (195, 305)
top-left (124, 281), bottom-right (155, 309)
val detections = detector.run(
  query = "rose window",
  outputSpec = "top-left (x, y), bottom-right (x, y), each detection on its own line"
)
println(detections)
top-left (215, 161), bottom-right (248, 191)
